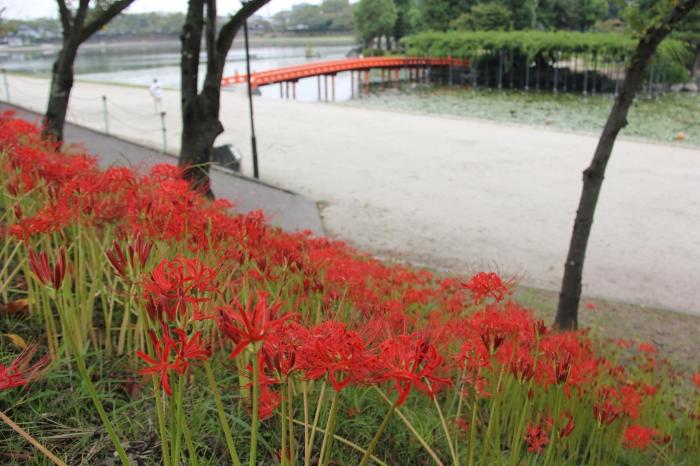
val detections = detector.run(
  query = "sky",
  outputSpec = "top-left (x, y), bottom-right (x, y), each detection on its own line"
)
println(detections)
top-left (1, 0), bottom-right (322, 20)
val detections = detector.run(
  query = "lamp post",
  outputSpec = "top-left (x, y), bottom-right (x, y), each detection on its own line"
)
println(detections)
top-left (244, 18), bottom-right (259, 179)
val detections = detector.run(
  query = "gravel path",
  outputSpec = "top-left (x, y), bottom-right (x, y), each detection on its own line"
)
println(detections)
top-left (5, 74), bottom-right (699, 315)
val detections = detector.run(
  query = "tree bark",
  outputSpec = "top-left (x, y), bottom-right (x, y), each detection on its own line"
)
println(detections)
top-left (42, 0), bottom-right (136, 143)
top-left (554, 0), bottom-right (700, 330)
top-left (178, 0), bottom-right (270, 197)
top-left (43, 41), bottom-right (79, 142)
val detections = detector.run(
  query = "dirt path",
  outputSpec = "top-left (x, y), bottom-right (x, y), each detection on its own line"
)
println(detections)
top-left (6, 74), bottom-right (700, 315)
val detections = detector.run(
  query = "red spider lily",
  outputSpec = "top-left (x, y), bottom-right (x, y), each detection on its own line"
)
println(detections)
top-left (28, 247), bottom-right (67, 290)
top-left (261, 324), bottom-right (307, 377)
top-left (171, 329), bottom-right (211, 368)
top-left (136, 331), bottom-right (184, 396)
top-left (296, 321), bottom-right (377, 391)
top-left (0, 345), bottom-right (49, 391)
top-left (558, 412), bottom-right (575, 439)
top-left (623, 425), bottom-right (660, 450)
top-left (105, 233), bottom-right (153, 279)
top-left (593, 400), bottom-right (620, 426)
top-left (144, 257), bottom-right (217, 322)
top-left (461, 272), bottom-right (511, 305)
top-left (692, 373), bottom-right (700, 390)
top-left (525, 422), bottom-right (550, 453)
top-left (638, 342), bottom-right (657, 355)
top-left (376, 334), bottom-right (452, 406)
top-left (218, 292), bottom-right (297, 359)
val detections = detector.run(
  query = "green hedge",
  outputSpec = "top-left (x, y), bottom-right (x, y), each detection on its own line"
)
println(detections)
top-left (402, 30), bottom-right (690, 66)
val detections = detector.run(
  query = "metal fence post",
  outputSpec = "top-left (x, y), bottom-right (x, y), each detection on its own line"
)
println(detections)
top-left (102, 95), bottom-right (109, 134)
top-left (2, 69), bottom-right (10, 102)
top-left (160, 111), bottom-right (167, 153)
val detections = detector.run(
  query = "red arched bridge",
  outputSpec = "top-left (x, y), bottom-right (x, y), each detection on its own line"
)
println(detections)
top-left (221, 56), bottom-right (469, 100)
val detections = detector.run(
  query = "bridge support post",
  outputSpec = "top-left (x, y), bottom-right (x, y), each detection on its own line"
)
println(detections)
top-left (553, 52), bottom-right (559, 93)
top-left (365, 69), bottom-right (370, 95)
top-left (498, 50), bottom-right (503, 89)
top-left (395, 68), bottom-right (399, 88)
top-left (292, 81), bottom-right (296, 100)
top-left (331, 74), bottom-right (336, 101)
top-left (285, 81), bottom-right (289, 99)
top-left (358, 70), bottom-right (362, 99)
top-left (324, 75), bottom-right (328, 102)
top-left (351, 70), bottom-right (354, 99)
top-left (279, 82), bottom-right (283, 99)
top-left (317, 75), bottom-right (321, 101)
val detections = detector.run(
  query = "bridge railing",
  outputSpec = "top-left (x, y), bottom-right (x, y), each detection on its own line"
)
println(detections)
top-left (221, 56), bottom-right (469, 88)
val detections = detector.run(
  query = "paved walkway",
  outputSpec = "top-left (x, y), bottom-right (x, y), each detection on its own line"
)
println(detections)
top-left (0, 102), bottom-right (324, 236)
top-left (4, 74), bottom-right (699, 315)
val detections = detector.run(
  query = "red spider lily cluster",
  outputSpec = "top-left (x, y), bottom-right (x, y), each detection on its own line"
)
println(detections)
top-left (2, 113), bottom-right (700, 464)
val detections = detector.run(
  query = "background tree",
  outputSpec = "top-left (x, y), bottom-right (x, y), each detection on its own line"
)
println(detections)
top-left (43, 0), bottom-right (136, 142)
top-left (321, 0), bottom-right (353, 32)
top-left (392, 0), bottom-right (415, 44)
top-left (450, 2), bottom-right (513, 30)
top-left (353, 0), bottom-right (397, 49)
top-left (555, 0), bottom-right (700, 330)
top-left (537, 0), bottom-right (608, 30)
top-left (178, 0), bottom-right (270, 196)
top-left (418, 0), bottom-right (470, 31)
top-left (288, 3), bottom-right (330, 32)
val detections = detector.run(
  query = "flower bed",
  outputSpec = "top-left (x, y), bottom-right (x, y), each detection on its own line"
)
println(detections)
top-left (0, 114), bottom-right (698, 465)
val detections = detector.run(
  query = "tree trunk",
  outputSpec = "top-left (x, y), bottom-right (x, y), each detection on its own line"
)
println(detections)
top-left (692, 44), bottom-right (700, 77)
top-left (177, 0), bottom-right (270, 197)
top-left (42, 42), bottom-right (78, 143)
top-left (554, 0), bottom-right (700, 331)
top-left (179, 93), bottom-right (223, 198)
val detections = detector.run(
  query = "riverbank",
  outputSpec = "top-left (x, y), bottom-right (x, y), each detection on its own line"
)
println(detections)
top-left (344, 85), bottom-right (700, 146)
top-left (3, 73), bottom-right (700, 317)
top-left (0, 34), bottom-right (357, 54)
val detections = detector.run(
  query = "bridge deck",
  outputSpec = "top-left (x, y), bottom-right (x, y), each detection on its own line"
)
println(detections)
top-left (221, 56), bottom-right (468, 88)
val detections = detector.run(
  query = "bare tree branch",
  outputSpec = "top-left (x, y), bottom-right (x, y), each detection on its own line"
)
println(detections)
top-left (56, 0), bottom-right (73, 36)
top-left (79, 0), bottom-right (136, 44)
top-left (205, 0), bottom-right (218, 80)
top-left (214, 0), bottom-right (270, 79)
top-left (181, 0), bottom-right (204, 102)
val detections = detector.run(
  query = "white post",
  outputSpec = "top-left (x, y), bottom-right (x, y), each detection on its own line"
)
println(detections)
top-left (160, 111), bottom-right (167, 153)
top-left (102, 95), bottom-right (109, 134)
top-left (2, 69), bottom-right (9, 102)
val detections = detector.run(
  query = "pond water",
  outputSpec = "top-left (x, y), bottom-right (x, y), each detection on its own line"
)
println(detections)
top-left (0, 41), bottom-right (359, 101)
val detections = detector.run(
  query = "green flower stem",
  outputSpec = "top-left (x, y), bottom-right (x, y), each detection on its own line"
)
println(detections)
top-left (170, 379), bottom-right (183, 465)
top-left (205, 361), bottom-right (241, 466)
top-left (280, 385), bottom-right (288, 466)
top-left (302, 381), bottom-right (310, 464)
top-left (374, 387), bottom-right (445, 466)
top-left (467, 395), bottom-right (478, 466)
top-left (287, 379), bottom-right (296, 465)
top-left (68, 333), bottom-right (130, 465)
top-left (181, 405), bottom-right (200, 466)
top-left (305, 382), bottom-right (327, 466)
top-left (358, 399), bottom-right (396, 466)
top-left (319, 390), bottom-right (341, 466)
top-left (153, 379), bottom-right (172, 466)
top-left (433, 393), bottom-right (459, 466)
top-left (249, 353), bottom-right (261, 466)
